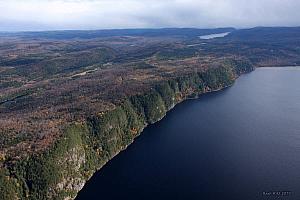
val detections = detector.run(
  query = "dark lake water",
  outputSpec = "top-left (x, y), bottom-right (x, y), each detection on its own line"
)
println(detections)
top-left (76, 67), bottom-right (300, 200)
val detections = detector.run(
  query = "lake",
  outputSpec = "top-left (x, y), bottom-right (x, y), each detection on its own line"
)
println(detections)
top-left (76, 67), bottom-right (300, 200)
top-left (199, 32), bottom-right (230, 39)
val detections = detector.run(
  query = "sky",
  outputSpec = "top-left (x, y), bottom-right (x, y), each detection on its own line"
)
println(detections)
top-left (0, 0), bottom-right (300, 31)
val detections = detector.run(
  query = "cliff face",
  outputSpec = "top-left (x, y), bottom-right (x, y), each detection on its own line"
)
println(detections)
top-left (0, 60), bottom-right (254, 200)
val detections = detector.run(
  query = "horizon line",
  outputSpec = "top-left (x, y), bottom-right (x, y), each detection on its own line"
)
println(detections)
top-left (1, 26), bottom-right (300, 34)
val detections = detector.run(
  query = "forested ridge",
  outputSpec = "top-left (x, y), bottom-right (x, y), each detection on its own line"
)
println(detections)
top-left (0, 60), bottom-right (254, 200)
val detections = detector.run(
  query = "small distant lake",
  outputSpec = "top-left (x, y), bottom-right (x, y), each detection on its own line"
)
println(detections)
top-left (199, 32), bottom-right (230, 39)
top-left (76, 67), bottom-right (300, 200)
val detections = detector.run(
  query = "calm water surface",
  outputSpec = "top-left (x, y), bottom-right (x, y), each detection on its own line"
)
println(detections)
top-left (76, 67), bottom-right (300, 200)
top-left (199, 32), bottom-right (230, 39)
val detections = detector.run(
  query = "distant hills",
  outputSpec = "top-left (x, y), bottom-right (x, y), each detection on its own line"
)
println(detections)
top-left (0, 28), bottom-right (235, 39)
top-left (226, 27), bottom-right (300, 44)
top-left (1, 27), bottom-right (300, 42)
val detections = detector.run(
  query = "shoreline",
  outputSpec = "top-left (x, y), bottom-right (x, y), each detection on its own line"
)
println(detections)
top-left (75, 80), bottom-right (236, 199)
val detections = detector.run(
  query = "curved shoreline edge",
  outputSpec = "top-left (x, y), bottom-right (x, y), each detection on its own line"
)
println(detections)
top-left (0, 60), bottom-right (255, 200)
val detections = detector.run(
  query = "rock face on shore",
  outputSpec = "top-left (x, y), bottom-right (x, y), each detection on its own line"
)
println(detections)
top-left (0, 60), bottom-right (254, 200)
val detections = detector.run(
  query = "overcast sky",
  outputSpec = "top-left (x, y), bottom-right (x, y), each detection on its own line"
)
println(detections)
top-left (0, 0), bottom-right (299, 31)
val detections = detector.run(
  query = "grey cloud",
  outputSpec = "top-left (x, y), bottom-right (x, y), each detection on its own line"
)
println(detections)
top-left (0, 0), bottom-right (299, 31)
